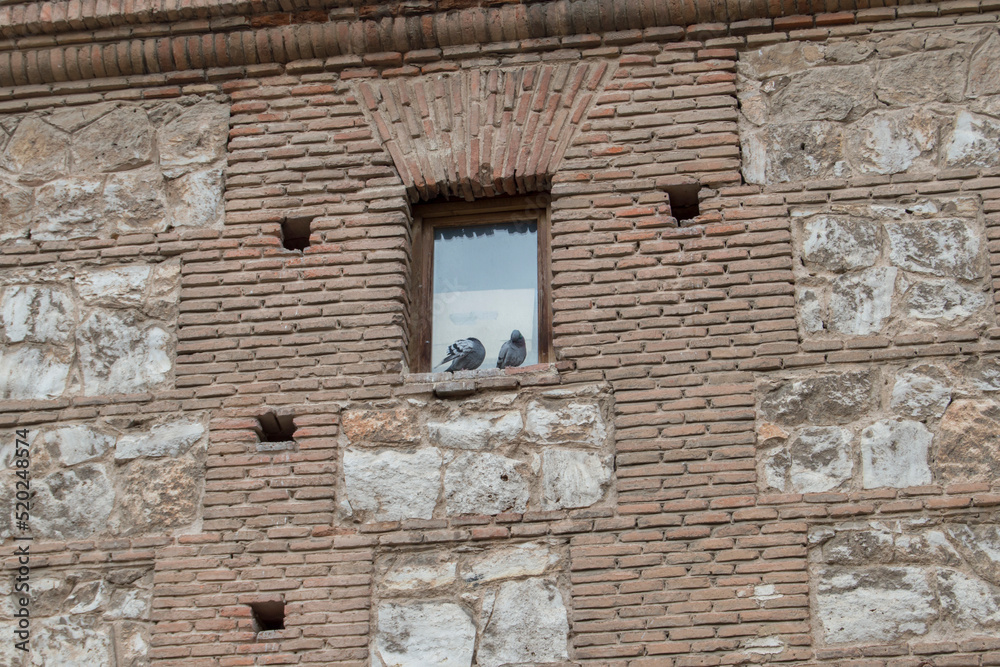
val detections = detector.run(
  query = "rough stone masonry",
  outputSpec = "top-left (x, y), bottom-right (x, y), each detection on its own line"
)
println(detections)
top-left (0, 0), bottom-right (999, 665)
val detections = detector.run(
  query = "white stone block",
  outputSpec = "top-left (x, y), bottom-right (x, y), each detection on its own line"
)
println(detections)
top-left (41, 425), bottom-right (115, 466)
top-left (373, 602), bottom-right (475, 667)
top-left (461, 542), bottom-right (560, 584)
top-left (115, 420), bottom-right (205, 461)
top-left (860, 419), bottom-right (932, 489)
top-left (789, 426), bottom-right (853, 493)
top-left (443, 452), bottom-right (529, 516)
top-left (541, 449), bottom-right (611, 510)
top-left (525, 401), bottom-right (606, 446)
top-left (816, 566), bottom-right (937, 643)
top-left (477, 578), bottom-right (569, 667)
top-left (343, 447), bottom-right (442, 522)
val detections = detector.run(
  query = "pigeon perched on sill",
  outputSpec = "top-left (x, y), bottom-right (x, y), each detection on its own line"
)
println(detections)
top-left (436, 337), bottom-right (486, 372)
top-left (497, 330), bottom-right (527, 369)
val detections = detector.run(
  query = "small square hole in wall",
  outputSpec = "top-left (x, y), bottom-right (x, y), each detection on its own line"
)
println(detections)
top-left (250, 600), bottom-right (285, 632)
top-left (257, 411), bottom-right (296, 442)
top-left (663, 183), bottom-right (701, 223)
top-left (281, 217), bottom-right (312, 251)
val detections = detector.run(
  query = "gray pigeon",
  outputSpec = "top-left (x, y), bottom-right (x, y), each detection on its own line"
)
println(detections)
top-left (436, 337), bottom-right (486, 371)
top-left (497, 330), bottom-right (527, 369)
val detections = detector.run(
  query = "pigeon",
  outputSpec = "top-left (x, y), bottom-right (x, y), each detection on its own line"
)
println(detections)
top-left (497, 330), bottom-right (527, 369)
top-left (435, 337), bottom-right (486, 371)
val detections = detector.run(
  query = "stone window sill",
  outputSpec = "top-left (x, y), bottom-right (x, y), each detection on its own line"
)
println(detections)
top-left (402, 363), bottom-right (565, 398)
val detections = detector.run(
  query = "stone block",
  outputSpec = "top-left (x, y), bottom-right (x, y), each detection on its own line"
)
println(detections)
top-left (788, 426), bottom-right (853, 493)
top-left (76, 310), bottom-right (171, 396)
top-left (381, 554), bottom-right (457, 592)
top-left (890, 366), bottom-right (952, 419)
top-left (343, 447), bottom-right (442, 521)
top-left (963, 357), bottom-right (1000, 393)
top-left (373, 601), bottom-right (475, 667)
top-left (525, 401), bottom-right (607, 446)
top-left (166, 166), bottom-right (225, 228)
top-left (816, 566), bottom-right (938, 643)
top-left (904, 279), bottom-right (987, 322)
top-left (822, 526), bottom-right (895, 565)
top-left (71, 107), bottom-right (153, 173)
top-left (828, 267), bottom-right (896, 335)
top-left (443, 452), bottom-right (529, 516)
top-left (796, 288), bottom-right (825, 333)
top-left (0, 346), bottom-right (71, 400)
top-left (800, 216), bottom-right (879, 272)
top-left (740, 121), bottom-right (845, 184)
top-left (944, 524), bottom-right (1000, 585)
top-left (461, 542), bottom-right (560, 585)
top-left (1, 284), bottom-right (75, 345)
top-left (114, 420), bottom-right (205, 461)
top-left (886, 219), bottom-right (982, 281)
top-left (934, 399), bottom-right (1000, 485)
top-left (45, 103), bottom-right (117, 134)
top-left (40, 425), bottom-right (115, 467)
top-left (737, 41), bottom-right (825, 80)
top-left (477, 578), bottom-right (569, 667)
top-left (426, 412), bottom-right (522, 450)
top-left (540, 448), bottom-right (611, 510)
top-left (760, 370), bottom-right (878, 426)
top-left (1, 116), bottom-right (69, 184)
top-left (30, 177), bottom-right (104, 240)
top-left (824, 39), bottom-right (873, 65)
top-left (936, 567), bottom-right (1000, 627)
top-left (769, 64), bottom-right (876, 123)
top-left (968, 31), bottom-right (1000, 98)
top-left (157, 102), bottom-right (230, 178)
top-left (875, 49), bottom-right (968, 106)
top-left (76, 266), bottom-right (152, 308)
top-left (148, 261), bottom-right (182, 318)
top-left (31, 615), bottom-right (115, 667)
top-left (113, 457), bottom-right (204, 535)
top-left (860, 419), bottom-right (933, 489)
top-left (759, 446), bottom-right (791, 491)
top-left (32, 464), bottom-right (115, 540)
top-left (813, 521), bottom-right (1000, 647)
top-left (844, 107), bottom-right (938, 175)
top-left (342, 408), bottom-right (420, 444)
top-left (103, 166), bottom-right (168, 234)
top-left (0, 175), bottom-right (33, 241)
top-left (943, 110), bottom-right (1000, 168)
top-left (894, 529), bottom-right (964, 566)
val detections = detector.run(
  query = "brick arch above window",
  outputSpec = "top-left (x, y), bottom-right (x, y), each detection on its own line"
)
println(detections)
top-left (355, 62), bottom-right (616, 203)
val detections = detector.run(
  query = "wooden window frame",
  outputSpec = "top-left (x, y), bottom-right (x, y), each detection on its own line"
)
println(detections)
top-left (410, 195), bottom-right (553, 374)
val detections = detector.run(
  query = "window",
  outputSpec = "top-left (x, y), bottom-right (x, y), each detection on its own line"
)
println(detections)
top-left (411, 196), bottom-right (552, 374)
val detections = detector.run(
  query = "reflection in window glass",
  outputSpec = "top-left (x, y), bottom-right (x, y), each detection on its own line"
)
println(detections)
top-left (432, 221), bottom-right (538, 369)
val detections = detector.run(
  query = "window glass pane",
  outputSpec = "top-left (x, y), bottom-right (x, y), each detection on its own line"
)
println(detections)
top-left (432, 221), bottom-right (538, 369)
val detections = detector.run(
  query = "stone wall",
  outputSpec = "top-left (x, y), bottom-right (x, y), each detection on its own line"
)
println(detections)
top-left (738, 26), bottom-right (1000, 184)
top-left (372, 541), bottom-right (570, 666)
top-left (0, 262), bottom-right (180, 400)
top-left (812, 519), bottom-right (1000, 647)
top-left (1, 101), bottom-right (227, 242)
top-left (0, 1), bottom-right (1000, 666)
top-left (758, 358), bottom-right (1000, 494)
top-left (0, 565), bottom-right (153, 667)
top-left (341, 391), bottom-right (613, 522)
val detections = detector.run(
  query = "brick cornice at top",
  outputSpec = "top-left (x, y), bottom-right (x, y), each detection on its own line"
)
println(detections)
top-left (0, 0), bottom-right (915, 38)
top-left (0, 0), bottom-right (953, 88)
top-left (0, 0), bottom-right (346, 38)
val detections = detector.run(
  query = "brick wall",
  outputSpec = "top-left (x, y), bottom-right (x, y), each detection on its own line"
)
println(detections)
top-left (1, 1), bottom-right (1000, 665)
